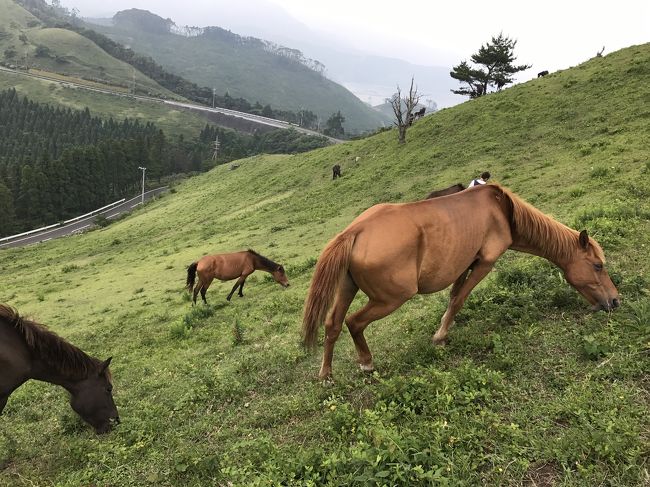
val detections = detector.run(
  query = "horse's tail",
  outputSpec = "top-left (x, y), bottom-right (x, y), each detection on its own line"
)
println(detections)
top-left (186, 262), bottom-right (198, 291)
top-left (302, 232), bottom-right (356, 349)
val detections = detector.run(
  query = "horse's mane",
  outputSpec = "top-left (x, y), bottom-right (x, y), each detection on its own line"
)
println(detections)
top-left (493, 184), bottom-right (605, 262)
top-left (247, 249), bottom-right (280, 270)
top-left (0, 304), bottom-right (103, 378)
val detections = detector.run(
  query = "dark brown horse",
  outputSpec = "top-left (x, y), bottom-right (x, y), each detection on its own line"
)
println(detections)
top-left (0, 304), bottom-right (119, 433)
top-left (425, 183), bottom-right (465, 199)
top-left (332, 164), bottom-right (342, 180)
top-left (303, 184), bottom-right (619, 378)
top-left (186, 249), bottom-right (290, 304)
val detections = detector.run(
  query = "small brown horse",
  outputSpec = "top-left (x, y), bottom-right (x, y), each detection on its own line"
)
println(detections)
top-left (303, 184), bottom-right (619, 379)
top-left (425, 183), bottom-right (465, 199)
top-left (0, 304), bottom-right (119, 433)
top-left (186, 249), bottom-right (290, 304)
top-left (332, 164), bottom-right (342, 180)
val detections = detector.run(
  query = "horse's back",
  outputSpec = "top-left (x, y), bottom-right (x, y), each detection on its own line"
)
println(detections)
top-left (196, 251), bottom-right (251, 281)
top-left (344, 187), bottom-right (512, 295)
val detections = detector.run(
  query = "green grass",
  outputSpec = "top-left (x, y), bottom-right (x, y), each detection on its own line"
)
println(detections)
top-left (0, 44), bottom-right (649, 485)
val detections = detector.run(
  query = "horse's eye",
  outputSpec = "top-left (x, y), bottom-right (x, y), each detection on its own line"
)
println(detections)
top-left (107, 385), bottom-right (113, 393)
top-left (593, 263), bottom-right (603, 271)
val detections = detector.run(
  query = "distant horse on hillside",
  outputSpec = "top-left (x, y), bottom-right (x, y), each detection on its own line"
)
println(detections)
top-left (186, 249), bottom-right (290, 304)
top-left (332, 164), bottom-right (342, 180)
top-left (425, 183), bottom-right (465, 199)
top-left (0, 304), bottom-right (119, 433)
top-left (537, 70), bottom-right (549, 77)
top-left (302, 184), bottom-right (620, 379)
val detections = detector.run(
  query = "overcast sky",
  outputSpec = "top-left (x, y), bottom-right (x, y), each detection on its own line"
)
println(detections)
top-left (59, 0), bottom-right (649, 73)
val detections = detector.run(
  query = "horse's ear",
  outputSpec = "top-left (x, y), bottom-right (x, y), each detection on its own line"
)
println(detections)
top-left (578, 230), bottom-right (590, 249)
top-left (278, 265), bottom-right (284, 273)
top-left (100, 357), bottom-right (112, 374)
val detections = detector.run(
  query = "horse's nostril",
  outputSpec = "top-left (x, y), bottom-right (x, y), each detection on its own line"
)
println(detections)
top-left (612, 298), bottom-right (620, 309)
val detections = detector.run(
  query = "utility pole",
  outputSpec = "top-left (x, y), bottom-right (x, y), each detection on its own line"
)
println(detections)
top-left (211, 136), bottom-right (220, 160)
top-left (138, 166), bottom-right (146, 205)
top-left (212, 88), bottom-right (216, 109)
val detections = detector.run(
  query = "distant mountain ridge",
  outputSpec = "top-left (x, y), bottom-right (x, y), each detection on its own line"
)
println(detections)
top-left (86, 9), bottom-right (391, 133)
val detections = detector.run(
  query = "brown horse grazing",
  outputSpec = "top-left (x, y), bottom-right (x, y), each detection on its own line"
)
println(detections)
top-left (0, 304), bottom-right (119, 433)
top-left (186, 249), bottom-right (290, 304)
top-left (425, 183), bottom-right (466, 199)
top-left (303, 183), bottom-right (620, 379)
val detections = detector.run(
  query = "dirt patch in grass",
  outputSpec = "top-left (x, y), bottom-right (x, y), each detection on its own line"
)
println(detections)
top-left (524, 462), bottom-right (560, 486)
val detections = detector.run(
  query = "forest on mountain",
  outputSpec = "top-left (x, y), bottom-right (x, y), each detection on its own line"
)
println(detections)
top-left (0, 88), bottom-right (328, 236)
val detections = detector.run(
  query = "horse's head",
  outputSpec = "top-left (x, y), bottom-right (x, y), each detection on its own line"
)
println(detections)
top-left (69, 357), bottom-right (119, 434)
top-left (563, 230), bottom-right (619, 311)
top-left (271, 265), bottom-right (290, 288)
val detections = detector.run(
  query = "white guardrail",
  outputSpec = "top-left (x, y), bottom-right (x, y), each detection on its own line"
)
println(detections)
top-left (0, 198), bottom-right (125, 244)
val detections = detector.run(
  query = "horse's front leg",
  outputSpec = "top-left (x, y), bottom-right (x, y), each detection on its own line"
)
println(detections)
top-left (237, 279), bottom-right (246, 297)
top-left (227, 275), bottom-right (248, 301)
top-left (433, 261), bottom-right (494, 345)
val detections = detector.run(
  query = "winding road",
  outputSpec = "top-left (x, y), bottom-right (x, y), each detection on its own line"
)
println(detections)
top-left (0, 188), bottom-right (167, 250)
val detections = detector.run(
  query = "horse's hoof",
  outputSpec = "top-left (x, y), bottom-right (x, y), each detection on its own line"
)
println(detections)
top-left (359, 363), bottom-right (374, 373)
top-left (432, 336), bottom-right (448, 346)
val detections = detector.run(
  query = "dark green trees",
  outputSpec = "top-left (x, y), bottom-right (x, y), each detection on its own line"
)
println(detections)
top-left (450, 33), bottom-right (531, 99)
top-left (324, 111), bottom-right (345, 138)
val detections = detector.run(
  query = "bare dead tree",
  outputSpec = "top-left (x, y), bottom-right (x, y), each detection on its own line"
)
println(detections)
top-left (390, 77), bottom-right (421, 144)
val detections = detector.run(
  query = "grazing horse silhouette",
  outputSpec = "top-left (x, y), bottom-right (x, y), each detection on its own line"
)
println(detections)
top-left (0, 304), bottom-right (119, 433)
top-left (538, 70), bottom-right (549, 77)
top-left (186, 249), bottom-right (289, 304)
top-left (332, 164), bottom-right (342, 180)
top-left (303, 184), bottom-right (619, 379)
top-left (425, 183), bottom-right (465, 199)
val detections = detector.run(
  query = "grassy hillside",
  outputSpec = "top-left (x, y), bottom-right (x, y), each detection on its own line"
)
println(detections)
top-left (0, 69), bottom-right (209, 139)
top-left (86, 10), bottom-right (392, 134)
top-left (1, 44), bottom-right (648, 486)
top-left (0, 0), bottom-right (176, 97)
top-left (0, 0), bottom-right (218, 139)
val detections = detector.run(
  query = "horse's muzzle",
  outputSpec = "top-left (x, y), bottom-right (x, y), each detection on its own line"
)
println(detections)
top-left (594, 298), bottom-right (620, 312)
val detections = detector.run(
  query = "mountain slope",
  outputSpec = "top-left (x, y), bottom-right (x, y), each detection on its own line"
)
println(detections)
top-left (0, 0), bottom-right (177, 97)
top-left (85, 9), bottom-right (392, 133)
top-left (1, 44), bottom-right (648, 485)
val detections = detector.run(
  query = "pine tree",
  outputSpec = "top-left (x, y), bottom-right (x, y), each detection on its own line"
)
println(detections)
top-left (450, 33), bottom-right (531, 99)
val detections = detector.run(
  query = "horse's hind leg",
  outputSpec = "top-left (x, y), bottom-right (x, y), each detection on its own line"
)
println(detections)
top-left (345, 298), bottom-right (406, 374)
top-left (319, 275), bottom-right (358, 379)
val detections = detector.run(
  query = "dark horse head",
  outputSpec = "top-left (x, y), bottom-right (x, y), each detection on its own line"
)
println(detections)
top-left (69, 357), bottom-right (119, 433)
top-left (0, 304), bottom-right (119, 434)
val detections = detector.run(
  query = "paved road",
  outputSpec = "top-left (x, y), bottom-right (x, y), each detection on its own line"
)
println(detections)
top-left (0, 66), bottom-right (343, 143)
top-left (0, 188), bottom-right (167, 250)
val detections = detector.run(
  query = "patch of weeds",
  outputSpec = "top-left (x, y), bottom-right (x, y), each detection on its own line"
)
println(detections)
top-left (291, 256), bottom-right (318, 275)
top-left (569, 186), bottom-right (585, 198)
top-left (111, 238), bottom-right (122, 246)
top-left (589, 166), bottom-right (608, 178)
top-left (232, 317), bottom-right (245, 346)
top-left (134, 287), bottom-right (145, 294)
top-left (170, 305), bottom-right (215, 339)
top-left (62, 264), bottom-right (79, 273)
top-left (94, 215), bottom-right (112, 228)
top-left (581, 333), bottom-right (612, 360)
